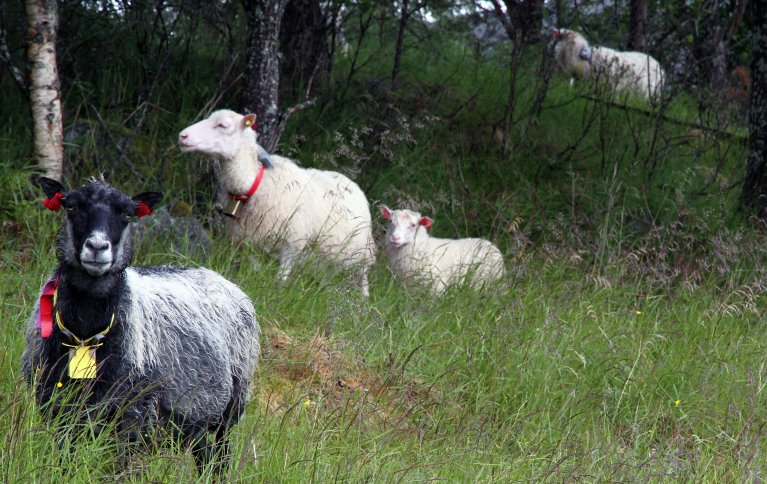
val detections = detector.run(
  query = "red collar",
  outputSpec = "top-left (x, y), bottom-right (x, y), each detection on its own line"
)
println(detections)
top-left (37, 277), bottom-right (59, 338)
top-left (229, 163), bottom-right (266, 202)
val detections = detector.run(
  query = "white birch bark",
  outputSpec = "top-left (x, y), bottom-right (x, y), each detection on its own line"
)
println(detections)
top-left (26, 0), bottom-right (63, 181)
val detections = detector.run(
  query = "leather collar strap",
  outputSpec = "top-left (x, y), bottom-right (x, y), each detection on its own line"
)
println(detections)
top-left (56, 310), bottom-right (116, 348)
top-left (37, 277), bottom-right (59, 338)
top-left (230, 163), bottom-right (266, 203)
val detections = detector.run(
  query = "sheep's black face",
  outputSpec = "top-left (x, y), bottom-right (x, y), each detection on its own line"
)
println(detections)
top-left (62, 182), bottom-right (137, 276)
top-left (32, 176), bottom-right (163, 279)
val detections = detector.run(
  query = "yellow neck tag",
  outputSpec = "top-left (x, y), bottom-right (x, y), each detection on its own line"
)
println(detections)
top-left (69, 347), bottom-right (97, 379)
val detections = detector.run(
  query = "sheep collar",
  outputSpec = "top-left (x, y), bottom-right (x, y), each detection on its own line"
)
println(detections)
top-left (55, 308), bottom-right (115, 348)
top-left (55, 303), bottom-right (116, 379)
top-left (37, 277), bottom-right (59, 338)
top-left (229, 163), bottom-right (266, 203)
top-left (575, 47), bottom-right (593, 79)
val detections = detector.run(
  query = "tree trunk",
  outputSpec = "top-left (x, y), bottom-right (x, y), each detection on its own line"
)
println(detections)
top-left (390, 0), bottom-right (409, 92)
top-left (741, 0), bottom-right (767, 216)
top-left (240, 0), bottom-right (288, 153)
top-left (280, 0), bottom-right (328, 100)
top-left (26, 0), bottom-right (63, 181)
top-left (628, 0), bottom-right (647, 52)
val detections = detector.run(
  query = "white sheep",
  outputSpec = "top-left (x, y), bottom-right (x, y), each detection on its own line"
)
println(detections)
top-left (552, 28), bottom-right (665, 100)
top-left (179, 109), bottom-right (375, 297)
top-left (379, 205), bottom-right (505, 294)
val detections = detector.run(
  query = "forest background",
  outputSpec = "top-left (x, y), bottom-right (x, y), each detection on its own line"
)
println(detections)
top-left (2, 0), bottom-right (767, 481)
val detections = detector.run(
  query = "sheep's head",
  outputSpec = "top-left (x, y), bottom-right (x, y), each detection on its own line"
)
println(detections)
top-left (552, 28), bottom-right (590, 57)
top-left (379, 204), bottom-right (433, 248)
top-left (178, 109), bottom-right (258, 160)
top-left (33, 176), bottom-right (163, 278)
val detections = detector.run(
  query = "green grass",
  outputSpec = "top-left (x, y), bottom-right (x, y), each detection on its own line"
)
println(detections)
top-left (2, 212), bottom-right (767, 481)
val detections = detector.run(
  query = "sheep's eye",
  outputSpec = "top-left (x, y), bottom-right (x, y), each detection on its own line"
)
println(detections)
top-left (216, 123), bottom-right (229, 129)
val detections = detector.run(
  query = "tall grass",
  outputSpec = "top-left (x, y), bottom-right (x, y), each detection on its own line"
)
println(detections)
top-left (3, 219), bottom-right (767, 481)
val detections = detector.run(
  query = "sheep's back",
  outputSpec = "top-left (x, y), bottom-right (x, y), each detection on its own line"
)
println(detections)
top-left (307, 169), bottom-right (374, 263)
top-left (236, 159), bottom-right (374, 267)
top-left (427, 237), bottom-right (504, 286)
top-left (386, 235), bottom-right (504, 293)
top-left (123, 267), bottom-right (260, 422)
top-left (592, 47), bottom-right (663, 97)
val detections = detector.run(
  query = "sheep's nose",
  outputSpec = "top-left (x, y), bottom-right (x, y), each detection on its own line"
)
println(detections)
top-left (178, 132), bottom-right (188, 141)
top-left (85, 238), bottom-right (110, 252)
top-left (390, 235), bottom-right (401, 243)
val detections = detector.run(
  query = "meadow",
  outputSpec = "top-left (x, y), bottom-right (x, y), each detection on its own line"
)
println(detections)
top-left (1, 27), bottom-right (766, 482)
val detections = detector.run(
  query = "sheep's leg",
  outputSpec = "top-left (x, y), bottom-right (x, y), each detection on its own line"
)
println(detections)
top-left (356, 267), bottom-right (370, 298)
top-left (115, 395), bottom-right (159, 476)
top-left (187, 426), bottom-right (231, 477)
top-left (277, 247), bottom-right (304, 281)
top-left (210, 425), bottom-right (232, 476)
top-left (187, 425), bottom-right (216, 475)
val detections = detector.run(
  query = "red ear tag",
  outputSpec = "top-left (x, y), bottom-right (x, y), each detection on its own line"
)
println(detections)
top-left (420, 218), bottom-right (433, 231)
top-left (43, 192), bottom-right (63, 212)
top-left (135, 201), bottom-right (153, 218)
top-left (380, 207), bottom-right (391, 220)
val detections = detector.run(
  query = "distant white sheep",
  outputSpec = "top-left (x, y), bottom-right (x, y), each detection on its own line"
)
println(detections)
top-left (179, 109), bottom-right (375, 297)
top-left (379, 205), bottom-right (505, 294)
top-left (552, 28), bottom-right (665, 99)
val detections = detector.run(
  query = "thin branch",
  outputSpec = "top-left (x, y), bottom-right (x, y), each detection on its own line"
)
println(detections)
top-left (580, 95), bottom-right (748, 144)
top-left (0, 24), bottom-right (26, 93)
top-left (268, 97), bottom-right (318, 152)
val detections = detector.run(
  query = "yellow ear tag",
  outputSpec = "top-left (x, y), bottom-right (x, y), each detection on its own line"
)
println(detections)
top-left (69, 347), bottom-right (97, 379)
top-left (244, 119), bottom-right (253, 127)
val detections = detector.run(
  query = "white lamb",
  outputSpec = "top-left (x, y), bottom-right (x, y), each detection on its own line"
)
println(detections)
top-left (380, 205), bottom-right (505, 294)
top-left (552, 28), bottom-right (665, 100)
top-left (179, 109), bottom-right (375, 297)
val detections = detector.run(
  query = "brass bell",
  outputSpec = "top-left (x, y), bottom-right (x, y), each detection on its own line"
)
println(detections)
top-left (223, 199), bottom-right (243, 218)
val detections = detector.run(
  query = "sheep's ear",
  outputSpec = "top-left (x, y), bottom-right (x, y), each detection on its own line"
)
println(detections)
top-left (31, 175), bottom-right (67, 200)
top-left (379, 204), bottom-right (392, 220)
top-left (243, 113), bottom-right (257, 130)
top-left (31, 175), bottom-right (68, 211)
top-left (132, 191), bottom-right (163, 218)
top-left (419, 216), bottom-right (433, 231)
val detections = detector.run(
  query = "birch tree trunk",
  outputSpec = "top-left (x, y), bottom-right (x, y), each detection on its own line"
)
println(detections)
top-left (741, 0), bottom-right (767, 217)
top-left (26, 0), bottom-right (63, 181)
top-left (240, 0), bottom-right (288, 153)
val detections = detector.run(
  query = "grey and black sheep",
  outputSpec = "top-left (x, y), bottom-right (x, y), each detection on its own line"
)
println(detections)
top-left (22, 176), bottom-right (260, 474)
